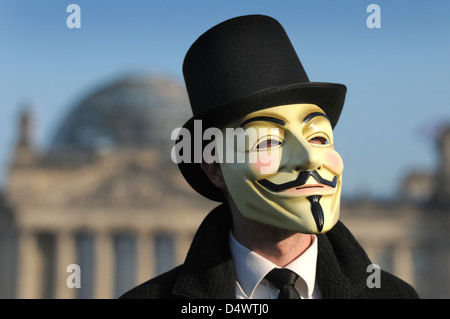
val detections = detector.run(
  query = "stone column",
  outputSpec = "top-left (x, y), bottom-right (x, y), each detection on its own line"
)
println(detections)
top-left (54, 230), bottom-right (77, 299)
top-left (393, 243), bottom-right (414, 287)
top-left (136, 231), bottom-right (155, 285)
top-left (94, 230), bottom-right (114, 299)
top-left (17, 229), bottom-right (43, 298)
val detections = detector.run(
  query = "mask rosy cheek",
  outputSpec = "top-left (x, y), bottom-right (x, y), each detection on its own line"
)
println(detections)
top-left (324, 151), bottom-right (344, 175)
top-left (249, 151), bottom-right (281, 176)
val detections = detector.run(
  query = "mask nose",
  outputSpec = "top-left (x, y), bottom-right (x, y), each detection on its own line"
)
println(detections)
top-left (284, 135), bottom-right (321, 172)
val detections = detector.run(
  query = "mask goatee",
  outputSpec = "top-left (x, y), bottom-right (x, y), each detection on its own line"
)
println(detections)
top-left (307, 195), bottom-right (324, 232)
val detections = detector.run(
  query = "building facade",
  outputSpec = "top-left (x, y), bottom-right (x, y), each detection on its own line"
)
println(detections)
top-left (0, 76), bottom-right (449, 298)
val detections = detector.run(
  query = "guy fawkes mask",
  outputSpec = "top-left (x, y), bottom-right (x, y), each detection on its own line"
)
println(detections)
top-left (219, 103), bottom-right (344, 234)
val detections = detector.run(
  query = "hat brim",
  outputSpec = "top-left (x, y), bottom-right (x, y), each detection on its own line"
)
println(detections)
top-left (177, 82), bottom-right (347, 202)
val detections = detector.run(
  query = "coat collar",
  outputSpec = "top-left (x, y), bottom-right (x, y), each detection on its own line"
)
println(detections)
top-left (316, 221), bottom-right (372, 298)
top-left (172, 204), bottom-right (236, 298)
top-left (172, 204), bottom-right (372, 299)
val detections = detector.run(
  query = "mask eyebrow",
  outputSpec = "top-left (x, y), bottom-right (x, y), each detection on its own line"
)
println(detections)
top-left (303, 112), bottom-right (330, 124)
top-left (239, 116), bottom-right (286, 128)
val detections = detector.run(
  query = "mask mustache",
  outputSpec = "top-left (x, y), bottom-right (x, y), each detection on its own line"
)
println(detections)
top-left (258, 170), bottom-right (337, 192)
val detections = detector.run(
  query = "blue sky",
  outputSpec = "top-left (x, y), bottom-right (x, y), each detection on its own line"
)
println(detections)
top-left (0, 0), bottom-right (449, 199)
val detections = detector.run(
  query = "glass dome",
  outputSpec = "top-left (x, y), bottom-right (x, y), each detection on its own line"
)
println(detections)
top-left (50, 75), bottom-right (191, 153)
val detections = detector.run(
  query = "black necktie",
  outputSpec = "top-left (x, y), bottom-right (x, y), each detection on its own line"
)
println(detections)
top-left (265, 268), bottom-right (301, 299)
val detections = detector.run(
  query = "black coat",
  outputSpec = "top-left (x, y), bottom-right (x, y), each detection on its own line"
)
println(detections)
top-left (120, 204), bottom-right (419, 299)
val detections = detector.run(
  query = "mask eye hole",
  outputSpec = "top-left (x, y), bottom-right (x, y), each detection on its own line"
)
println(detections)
top-left (255, 139), bottom-right (282, 150)
top-left (308, 136), bottom-right (329, 145)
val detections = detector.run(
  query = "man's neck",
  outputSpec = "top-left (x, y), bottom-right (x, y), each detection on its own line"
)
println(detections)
top-left (229, 203), bottom-right (313, 267)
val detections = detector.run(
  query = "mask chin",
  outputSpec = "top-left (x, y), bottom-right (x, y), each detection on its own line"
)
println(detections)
top-left (307, 195), bottom-right (325, 232)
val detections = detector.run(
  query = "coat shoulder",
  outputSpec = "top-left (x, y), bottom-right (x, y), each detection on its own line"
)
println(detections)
top-left (119, 265), bottom-right (182, 299)
top-left (380, 270), bottom-right (419, 298)
top-left (359, 269), bottom-right (419, 299)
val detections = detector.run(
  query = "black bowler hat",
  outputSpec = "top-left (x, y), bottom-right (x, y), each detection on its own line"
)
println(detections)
top-left (177, 14), bottom-right (347, 202)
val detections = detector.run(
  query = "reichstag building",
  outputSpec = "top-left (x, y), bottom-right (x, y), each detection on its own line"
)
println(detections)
top-left (0, 75), bottom-right (448, 298)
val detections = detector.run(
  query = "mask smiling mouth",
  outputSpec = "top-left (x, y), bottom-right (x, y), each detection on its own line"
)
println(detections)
top-left (296, 184), bottom-right (324, 189)
top-left (258, 170), bottom-right (337, 233)
top-left (258, 170), bottom-right (337, 193)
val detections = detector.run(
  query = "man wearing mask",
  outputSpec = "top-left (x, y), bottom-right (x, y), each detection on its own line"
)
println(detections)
top-left (121, 14), bottom-right (419, 299)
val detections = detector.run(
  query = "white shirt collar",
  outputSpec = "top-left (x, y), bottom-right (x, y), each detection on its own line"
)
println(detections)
top-left (229, 232), bottom-right (320, 299)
